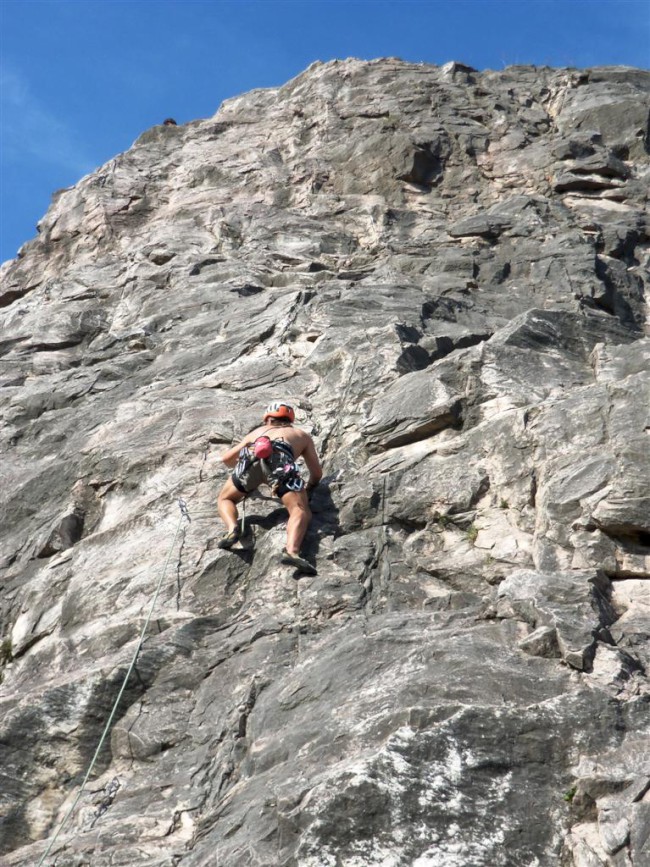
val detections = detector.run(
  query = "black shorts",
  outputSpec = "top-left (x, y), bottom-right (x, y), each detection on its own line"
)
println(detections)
top-left (232, 460), bottom-right (304, 498)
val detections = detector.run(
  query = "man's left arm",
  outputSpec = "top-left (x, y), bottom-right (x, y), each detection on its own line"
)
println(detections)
top-left (221, 438), bottom-right (251, 468)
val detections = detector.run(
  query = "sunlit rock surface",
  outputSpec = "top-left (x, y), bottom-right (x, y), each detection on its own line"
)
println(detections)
top-left (1, 58), bottom-right (649, 866)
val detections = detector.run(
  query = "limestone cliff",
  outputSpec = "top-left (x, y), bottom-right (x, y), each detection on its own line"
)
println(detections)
top-left (1, 59), bottom-right (649, 866)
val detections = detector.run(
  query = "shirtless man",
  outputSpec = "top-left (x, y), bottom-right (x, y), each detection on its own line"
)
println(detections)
top-left (217, 402), bottom-right (323, 574)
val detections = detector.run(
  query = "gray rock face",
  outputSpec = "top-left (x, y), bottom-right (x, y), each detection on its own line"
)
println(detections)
top-left (1, 59), bottom-right (649, 866)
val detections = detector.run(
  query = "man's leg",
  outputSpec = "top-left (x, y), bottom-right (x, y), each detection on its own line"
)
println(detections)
top-left (217, 478), bottom-right (246, 536)
top-left (280, 490), bottom-right (312, 557)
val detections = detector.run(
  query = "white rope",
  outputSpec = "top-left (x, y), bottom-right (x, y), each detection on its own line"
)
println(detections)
top-left (37, 499), bottom-right (190, 866)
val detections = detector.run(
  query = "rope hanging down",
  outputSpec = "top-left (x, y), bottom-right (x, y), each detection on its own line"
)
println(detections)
top-left (37, 498), bottom-right (191, 866)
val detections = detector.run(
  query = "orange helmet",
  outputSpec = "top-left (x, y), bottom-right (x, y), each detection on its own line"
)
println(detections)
top-left (263, 401), bottom-right (295, 424)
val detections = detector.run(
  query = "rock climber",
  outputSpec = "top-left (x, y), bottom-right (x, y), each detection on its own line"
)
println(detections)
top-left (217, 402), bottom-right (322, 574)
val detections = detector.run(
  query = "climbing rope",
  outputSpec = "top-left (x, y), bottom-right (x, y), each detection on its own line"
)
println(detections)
top-left (37, 498), bottom-right (191, 866)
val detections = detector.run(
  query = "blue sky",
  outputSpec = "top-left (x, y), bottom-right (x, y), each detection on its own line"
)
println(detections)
top-left (1, 0), bottom-right (648, 264)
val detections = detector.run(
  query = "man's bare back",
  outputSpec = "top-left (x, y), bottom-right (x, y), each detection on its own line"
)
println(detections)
top-left (221, 425), bottom-right (322, 486)
top-left (222, 423), bottom-right (321, 484)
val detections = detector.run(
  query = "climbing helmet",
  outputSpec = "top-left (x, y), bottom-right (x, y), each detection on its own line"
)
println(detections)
top-left (263, 401), bottom-right (295, 424)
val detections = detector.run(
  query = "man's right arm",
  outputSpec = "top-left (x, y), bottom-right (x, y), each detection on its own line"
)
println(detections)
top-left (302, 437), bottom-right (323, 489)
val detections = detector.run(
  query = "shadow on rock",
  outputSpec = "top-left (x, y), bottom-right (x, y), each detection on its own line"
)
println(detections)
top-left (304, 482), bottom-right (341, 563)
top-left (237, 483), bottom-right (340, 572)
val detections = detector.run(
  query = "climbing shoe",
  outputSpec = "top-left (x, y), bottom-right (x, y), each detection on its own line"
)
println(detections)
top-left (217, 527), bottom-right (240, 550)
top-left (280, 550), bottom-right (317, 575)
